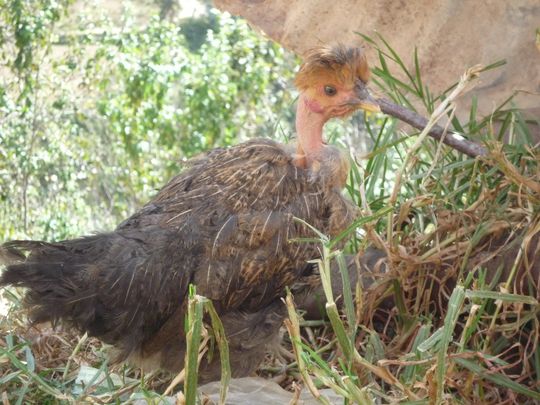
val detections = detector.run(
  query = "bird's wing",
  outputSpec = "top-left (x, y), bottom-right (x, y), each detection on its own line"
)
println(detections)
top-left (127, 139), bottom-right (358, 312)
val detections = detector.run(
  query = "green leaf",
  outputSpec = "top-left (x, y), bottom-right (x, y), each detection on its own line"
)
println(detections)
top-left (455, 357), bottom-right (540, 401)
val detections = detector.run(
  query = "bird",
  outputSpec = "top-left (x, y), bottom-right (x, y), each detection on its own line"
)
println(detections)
top-left (0, 45), bottom-right (380, 383)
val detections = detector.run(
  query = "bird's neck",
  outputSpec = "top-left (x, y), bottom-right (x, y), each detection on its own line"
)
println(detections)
top-left (295, 93), bottom-right (327, 168)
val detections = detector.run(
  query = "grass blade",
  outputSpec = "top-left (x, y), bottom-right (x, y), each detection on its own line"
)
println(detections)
top-left (435, 286), bottom-right (466, 403)
top-left (454, 357), bottom-right (540, 401)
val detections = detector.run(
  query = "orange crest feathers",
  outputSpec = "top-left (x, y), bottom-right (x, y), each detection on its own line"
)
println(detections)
top-left (295, 45), bottom-right (370, 91)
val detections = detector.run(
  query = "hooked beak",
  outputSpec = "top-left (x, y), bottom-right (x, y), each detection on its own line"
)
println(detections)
top-left (347, 85), bottom-right (381, 113)
top-left (351, 95), bottom-right (381, 113)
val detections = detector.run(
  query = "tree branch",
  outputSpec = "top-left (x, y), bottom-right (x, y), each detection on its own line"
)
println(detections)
top-left (376, 97), bottom-right (488, 158)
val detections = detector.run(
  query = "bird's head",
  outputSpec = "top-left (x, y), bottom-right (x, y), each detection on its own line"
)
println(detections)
top-left (296, 45), bottom-right (380, 119)
top-left (294, 45), bottom-right (380, 168)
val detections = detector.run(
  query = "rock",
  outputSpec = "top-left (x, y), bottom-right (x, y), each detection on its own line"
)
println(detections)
top-left (214, 0), bottom-right (540, 119)
top-left (199, 377), bottom-right (344, 404)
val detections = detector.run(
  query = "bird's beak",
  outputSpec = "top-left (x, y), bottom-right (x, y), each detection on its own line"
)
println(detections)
top-left (357, 95), bottom-right (381, 113)
top-left (347, 85), bottom-right (381, 113)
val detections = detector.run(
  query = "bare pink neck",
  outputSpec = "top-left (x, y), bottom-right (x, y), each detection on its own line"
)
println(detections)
top-left (295, 93), bottom-right (327, 167)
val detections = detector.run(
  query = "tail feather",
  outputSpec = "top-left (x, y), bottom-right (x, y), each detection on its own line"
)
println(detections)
top-left (0, 240), bottom-right (48, 265)
top-left (0, 231), bottom-right (189, 357)
top-left (0, 236), bottom-right (131, 335)
top-left (1, 239), bottom-right (99, 327)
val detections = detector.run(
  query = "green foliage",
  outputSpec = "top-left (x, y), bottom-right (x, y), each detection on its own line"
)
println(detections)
top-left (179, 11), bottom-right (218, 52)
top-left (0, 5), bottom-right (296, 241)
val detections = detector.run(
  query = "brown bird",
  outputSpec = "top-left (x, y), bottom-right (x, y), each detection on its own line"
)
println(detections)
top-left (0, 45), bottom-right (379, 383)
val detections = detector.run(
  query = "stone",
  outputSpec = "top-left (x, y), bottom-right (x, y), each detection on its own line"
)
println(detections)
top-left (215, 0), bottom-right (540, 119)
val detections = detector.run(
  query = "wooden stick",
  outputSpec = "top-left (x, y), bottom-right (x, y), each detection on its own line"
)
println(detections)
top-left (376, 98), bottom-right (488, 158)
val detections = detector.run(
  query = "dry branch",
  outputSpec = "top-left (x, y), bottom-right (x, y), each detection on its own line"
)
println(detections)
top-left (377, 98), bottom-right (488, 158)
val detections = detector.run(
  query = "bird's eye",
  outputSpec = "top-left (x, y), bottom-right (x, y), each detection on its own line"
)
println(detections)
top-left (324, 85), bottom-right (337, 96)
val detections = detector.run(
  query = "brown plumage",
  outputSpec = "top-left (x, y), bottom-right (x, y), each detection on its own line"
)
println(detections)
top-left (0, 45), bottom-right (378, 382)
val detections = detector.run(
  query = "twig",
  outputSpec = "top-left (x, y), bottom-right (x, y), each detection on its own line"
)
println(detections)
top-left (376, 98), bottom-right (488, 158)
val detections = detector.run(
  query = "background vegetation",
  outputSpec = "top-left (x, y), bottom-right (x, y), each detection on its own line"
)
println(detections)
top-left (0, 0), bottom-right (299, 241)
top-left (1, 1), bottom-right (539, 404)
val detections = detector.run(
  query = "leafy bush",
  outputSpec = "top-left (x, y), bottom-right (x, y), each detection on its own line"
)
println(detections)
top-left (0, 3), bottom-right (296, 240)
